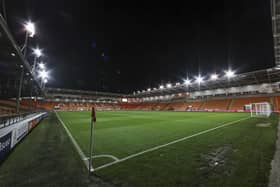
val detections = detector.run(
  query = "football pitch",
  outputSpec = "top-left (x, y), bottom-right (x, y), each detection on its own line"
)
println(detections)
top-left (57, 111), bottom-right (278, 187)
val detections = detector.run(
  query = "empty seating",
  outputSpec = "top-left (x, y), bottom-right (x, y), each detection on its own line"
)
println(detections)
top-left (202, 99), bottom-right (231, 111)
top-left (168, 102), bottom-right (188, 111)
top-left (17, 95), bottom-right (279, 113)
top-left (0, 100), bottom-right (30, 115)
top-left (186, 101), bottom-right (204, 111)
top-left (274, 96), bottom-right (280, 112)
top-left (230, 97), bottom-right (270, 111)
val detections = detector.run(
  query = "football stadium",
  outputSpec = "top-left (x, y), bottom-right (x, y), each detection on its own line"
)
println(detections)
top-left (1, 1), bottom-right (280, 187)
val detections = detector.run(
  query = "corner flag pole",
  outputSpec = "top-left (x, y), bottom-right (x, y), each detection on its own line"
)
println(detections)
top-left (89, 106), bottom-right (96, 173)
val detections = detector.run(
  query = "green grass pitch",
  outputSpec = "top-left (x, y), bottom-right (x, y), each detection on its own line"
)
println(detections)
top-left (57, 111), bottom-right (278, 187)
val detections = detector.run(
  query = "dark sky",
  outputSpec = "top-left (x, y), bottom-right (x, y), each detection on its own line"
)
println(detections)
top-left (6, 0), bottom-right (275, 93)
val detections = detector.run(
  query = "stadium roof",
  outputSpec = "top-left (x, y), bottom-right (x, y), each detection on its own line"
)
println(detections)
top-left (45, 87), bottom-right (126, 98)
top-left (0, 15), bottom-right (43, 99)
top-left (132, 67), bottom-right (280, 98)
top-left (44, 67), bottom-right (280, 101)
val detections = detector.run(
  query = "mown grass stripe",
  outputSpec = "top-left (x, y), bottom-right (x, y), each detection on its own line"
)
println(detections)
top-left (55, 111), bottom-right (90, 170)
top-left (94, 116), bottom-right (250, 171)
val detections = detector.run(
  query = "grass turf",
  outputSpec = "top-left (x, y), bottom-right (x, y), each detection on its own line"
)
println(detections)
top-left (0, 112), bottom-right (90, 187)
top-left (57, 110), bottom-right (278, 187)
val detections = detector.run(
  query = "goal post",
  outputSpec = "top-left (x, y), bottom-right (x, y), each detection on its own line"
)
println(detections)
top-left (250, 102), bottom-right (272, 118)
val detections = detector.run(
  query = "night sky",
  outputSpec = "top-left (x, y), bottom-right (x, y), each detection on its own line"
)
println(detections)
top-left (6, 0), bottom-right (275, 93)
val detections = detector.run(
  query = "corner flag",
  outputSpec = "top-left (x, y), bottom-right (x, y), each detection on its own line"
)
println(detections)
top-left (91, 106), bottom-right (96, 122)
top-left (89, 106), bottom-right (96, 173)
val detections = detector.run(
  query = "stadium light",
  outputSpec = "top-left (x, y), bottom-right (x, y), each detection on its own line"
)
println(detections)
top-left (38, 62), bottom-right (45, 69)
top-left (31, 47), bottom-right (43, 74)
top-left (38, 69), bottom-right (48, 79)
top-left (43, 78), bottom-right (48, 83)
top-left (33, 47), bottom-right (42, 58)
top-left (184, 78), bottom-right (191, 86)
top-left (147, 88), bottom-right (151, 91)
top-left (211, 73), bottom-right (218, 80)
top-left (159, 85), bottom-right (164, 89)
top-left (195, 75), bottom-right (204, 84)
top-left (275, 65), bottom-right (280, 70)
top-left (22, 21), bottom-right (36, 58)
top-left (225, 69), bottom-right (235, 78)
top-left (166, 83), bottom-right (172, 88)
top-left (24, 21), bottom-right (35, 37)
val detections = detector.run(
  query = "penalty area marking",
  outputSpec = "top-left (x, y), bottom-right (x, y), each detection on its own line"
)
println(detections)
top-left (55, 111), bottom-right (90, 171)
top-left (84, 154), bottom-right (119, 162)
top-left (94, 116), bottom-right (251, 171)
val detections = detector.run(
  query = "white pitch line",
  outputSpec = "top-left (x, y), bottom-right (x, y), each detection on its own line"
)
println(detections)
top-left (55, 111), bottom-right (90, 171)
top-left (84, 154), bottom-right (120, 161)
top-left (94, 116), bottom-right (251, 171)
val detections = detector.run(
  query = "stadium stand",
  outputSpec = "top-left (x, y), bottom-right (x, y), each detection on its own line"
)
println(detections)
top-left (202, 99), bottom-right (231, 111)
top-left (168, 102), bottom-right (188, 111)
top-left (18, 93), bottom-right (279, 114)
top-left (0, 99), bottom-right (31, 115)
top-left (230, 96), bottom-right (271, 111)
top-left (274, 96), bottom-right (280, 112)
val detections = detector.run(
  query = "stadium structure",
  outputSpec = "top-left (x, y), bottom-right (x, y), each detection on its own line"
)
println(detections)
top-left (1, 1), bottom-right (280, 187)
top-left (1, 1), bottom-right (280, 114)
top-left (19, 68), bottom-right (280, 113)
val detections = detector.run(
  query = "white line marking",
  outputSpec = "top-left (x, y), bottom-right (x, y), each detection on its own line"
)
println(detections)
top-left (55, 111), bottom-right (90, 171)
top-left (84, 154), bottom-right (120, 161)
top-left (94, 116), bottom-right (251, 171)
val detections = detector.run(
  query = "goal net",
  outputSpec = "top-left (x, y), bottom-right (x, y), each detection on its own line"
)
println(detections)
top-left (250, 102), bottom-right (272, 118)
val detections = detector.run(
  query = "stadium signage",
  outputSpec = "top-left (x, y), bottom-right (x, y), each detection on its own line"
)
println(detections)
top-left (28, 119), bottom-right (39, 132)
top-left (15, 122), bottom-right (28, 142)
top-left (0, 131), bottom-right (12, 161)
top-left (0, 112), bottom-right (46, 162)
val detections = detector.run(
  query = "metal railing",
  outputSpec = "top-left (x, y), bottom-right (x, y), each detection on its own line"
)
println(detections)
top-left (0, 112), bottom-right (36, 129)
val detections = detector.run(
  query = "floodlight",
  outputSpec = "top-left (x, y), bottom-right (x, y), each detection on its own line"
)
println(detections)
top-left (38, 70), bottom-right (48, 79)
top-left (33, 48), bottom-right (42, 57)
top-left (166, 83), bottom-right (172, 88)
top-left (195, 75), bottom-right (204, 84)
top-left (24, 21), bottom-right (35, 37)
top-left (275, 65), bottom-right (280, 70)
top-left (38, 62), bottom-right (45, 69)
top-left (43, 78), bottom-right (48, 83)
top-left (211, 73), bottom-right (218, 80)
top-left (184, 78), bottom-right (191, 86)
top-left (225, 69), bottom-right (235, 78)
top-left (159, 85), bottom-right (164, 89)
top-left (147, 88), bottom-right (151, 91)
top-left (175, 82), bottom-right (180, 86)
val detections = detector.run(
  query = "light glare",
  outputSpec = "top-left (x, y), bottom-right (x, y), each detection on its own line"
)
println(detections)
top-left (38, 63), bottom-right (45, 69)
top-left (184, 79), bottom-right (191, 85)
top-left (24, 21), bottom-right (35, 37)
top-left (195, 75), bottom-right (204, 84)
top-left (33, 48), bottom-right (42, 57)
top-left (225, 70), bottom-right (235, 78)
top-left (38, 70), bottom-right (48, 79)
top-left (166, 83), bottom-right (172, 88)
top-left (211, 73), bottom-right (218, 80)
